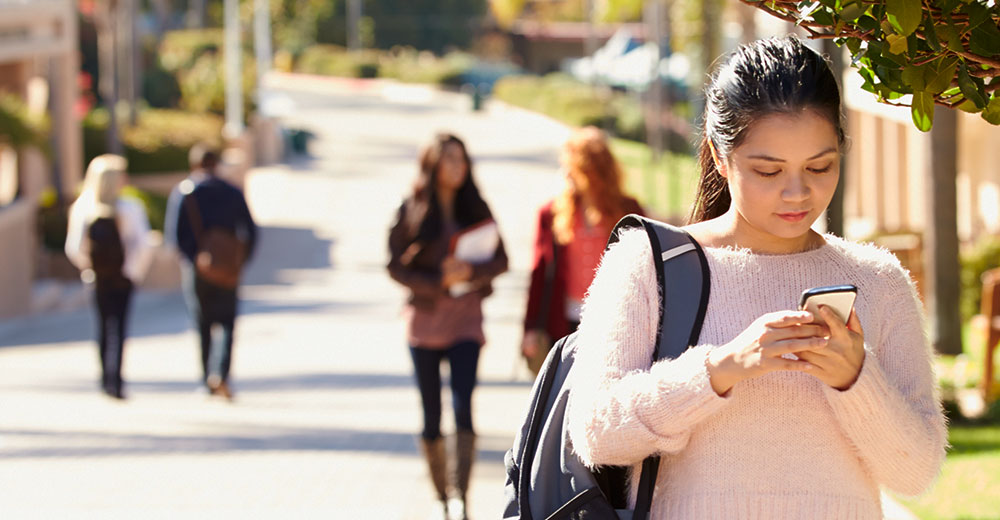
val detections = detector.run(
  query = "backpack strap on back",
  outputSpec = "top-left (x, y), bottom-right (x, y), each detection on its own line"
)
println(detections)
top-left (606, 214), bottom-right (711, 518)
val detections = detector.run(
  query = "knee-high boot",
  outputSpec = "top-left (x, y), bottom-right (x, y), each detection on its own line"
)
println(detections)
top-left (448, 430), bottom-right (476, 520)
top-left (419, 437), bottom-right (449, 510)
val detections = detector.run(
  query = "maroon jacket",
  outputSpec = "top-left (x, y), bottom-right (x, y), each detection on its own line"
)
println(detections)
top-left (522, 198), bottom-right (643, 341)
top-left (388, 200), bottom-right (508, 311)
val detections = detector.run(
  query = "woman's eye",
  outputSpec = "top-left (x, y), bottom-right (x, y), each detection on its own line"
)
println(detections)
top-left (808, 165), bottom-right (832, 174)
top-left (755, 169), bottom-right (780, 177)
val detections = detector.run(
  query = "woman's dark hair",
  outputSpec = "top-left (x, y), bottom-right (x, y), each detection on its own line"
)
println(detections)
top-left (689, 36), bottom-right (846, 223)
top-left (406, 133), bottom-right (492, 242)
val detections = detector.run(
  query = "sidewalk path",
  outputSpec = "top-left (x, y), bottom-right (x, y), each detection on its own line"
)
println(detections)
top-left (0, 75), bottom-right (568, 519)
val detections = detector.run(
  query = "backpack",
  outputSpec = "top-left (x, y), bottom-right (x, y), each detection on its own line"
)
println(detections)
top-left (183, 191), bottom-right (247, 289)
top-left (88, 216), bottom-right (127, 285)
top-left (502, 215), bottom-right (711, 520)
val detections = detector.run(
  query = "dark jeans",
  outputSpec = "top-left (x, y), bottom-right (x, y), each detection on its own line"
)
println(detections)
top-left (409, 340), bottom-right (481, 441)
top-left (182, 264), bottom-right (238, 384)
top-left (93, 280), bottom-right (133, 393)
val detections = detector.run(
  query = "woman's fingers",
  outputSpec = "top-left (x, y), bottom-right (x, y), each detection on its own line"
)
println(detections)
top-left (765, 324), bottom-right (829, 341)
top-left (763, 311), bottom-right (815, 328)
top-left (847, 308), bottom-right (864, 335)
top-left (766, 356), bottom-right (815, 372)
top-left (766, 336), bottom-right (827, 356)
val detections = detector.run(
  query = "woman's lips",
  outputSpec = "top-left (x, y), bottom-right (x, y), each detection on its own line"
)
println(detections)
top-left (777, 211), bottom-right (809, 222)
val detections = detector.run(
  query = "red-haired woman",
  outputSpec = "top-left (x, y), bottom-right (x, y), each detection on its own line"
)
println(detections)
top-left (520, 126), bottom-right (643, 372)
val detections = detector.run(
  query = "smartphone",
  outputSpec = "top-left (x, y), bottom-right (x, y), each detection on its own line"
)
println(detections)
top-left (799, 285), bottom-right (858, 324)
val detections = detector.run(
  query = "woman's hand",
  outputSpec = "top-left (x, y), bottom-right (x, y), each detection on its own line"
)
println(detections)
top-left (796, 306), bottom-right (866, 391)
top-left (706, 311), bottom-right (825, 396)
top-left (521, 330), bottom-right (543, 359)
top-left (441, 256), bottom-right (473, 288)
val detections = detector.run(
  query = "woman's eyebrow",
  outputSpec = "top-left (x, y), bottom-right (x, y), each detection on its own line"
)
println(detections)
top-left (747, 147), bottom-right (837, 162)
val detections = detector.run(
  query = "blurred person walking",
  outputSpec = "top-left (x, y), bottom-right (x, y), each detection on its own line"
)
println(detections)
top-left (172, 145), bottom-right (257, 401)
top-left (520, 126), bottom-right (643, 374)
top-left (65, 154), bottom-right (153, 399)
top-left (387, 133), bottom-right (508, 520)
top-left (163, 144), bottom-right (213, 253)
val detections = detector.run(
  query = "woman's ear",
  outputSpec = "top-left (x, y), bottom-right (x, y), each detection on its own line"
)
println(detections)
top-left (708, 140), bottom-right (727, 178)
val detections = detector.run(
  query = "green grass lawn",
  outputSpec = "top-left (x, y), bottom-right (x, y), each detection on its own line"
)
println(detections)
top-left (609, 138), bottom-right (699, 222)
top-left (897, 425), bottom-right (1000, 520)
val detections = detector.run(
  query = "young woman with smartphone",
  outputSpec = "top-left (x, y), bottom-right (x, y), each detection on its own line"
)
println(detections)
top-left (387, 133), bottom-right (508, 520)
top-left (566, 36), bottom-right (946, 519)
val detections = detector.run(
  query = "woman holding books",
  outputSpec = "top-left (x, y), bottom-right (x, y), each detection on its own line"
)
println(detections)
top-left (387, 132), bottom-right (508, 520)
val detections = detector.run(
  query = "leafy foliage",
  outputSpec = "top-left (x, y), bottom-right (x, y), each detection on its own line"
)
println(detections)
top-left (0, 94), bottom-right (50, 154)
top-left (741, 0), bottom-right (1000, 131)
top-left (84, 109), bottom-right (224, 175)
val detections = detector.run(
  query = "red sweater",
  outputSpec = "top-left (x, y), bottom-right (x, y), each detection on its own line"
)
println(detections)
top-left (522, 198), bottom-right (643, 340)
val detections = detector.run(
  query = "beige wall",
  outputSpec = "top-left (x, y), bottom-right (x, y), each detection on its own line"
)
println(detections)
top-left (841, 70), bottom-right (1000, 245)
top-left (0, 200), bottom-right (36, 317)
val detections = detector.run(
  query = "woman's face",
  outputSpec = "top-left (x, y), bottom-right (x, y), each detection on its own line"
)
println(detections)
top-left (436, 142), bottom-right (468, 193)
top-left (719, 110), bottom-right (840, 244)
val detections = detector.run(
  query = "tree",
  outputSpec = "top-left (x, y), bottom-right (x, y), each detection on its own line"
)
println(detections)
top-left (739, 0), bottom-right (999, 131)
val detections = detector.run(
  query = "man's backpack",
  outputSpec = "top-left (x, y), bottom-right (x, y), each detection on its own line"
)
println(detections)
top-left (183, 191), bottom-right (247, 289)
top-left (88, 216), bottom-right (127, 285)
top-left (502, 215), bottom-right (711, 520)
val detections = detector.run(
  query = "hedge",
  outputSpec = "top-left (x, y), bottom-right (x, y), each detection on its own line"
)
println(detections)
top-left (84, 108), bottom-right (224, 175)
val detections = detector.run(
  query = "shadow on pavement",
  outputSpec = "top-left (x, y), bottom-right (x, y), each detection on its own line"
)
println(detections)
top-left (0, 426), bottom-right (510, 462)
top-left (242, 225), bottom-right (335, 286)
top-left (23, 372), bottom-right (530, 394)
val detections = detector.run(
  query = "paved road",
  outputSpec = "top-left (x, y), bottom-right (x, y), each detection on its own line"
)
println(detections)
top-left (0, 75), bottom-right (570, 519)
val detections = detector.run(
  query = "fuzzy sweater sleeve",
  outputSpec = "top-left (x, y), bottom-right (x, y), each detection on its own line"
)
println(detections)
top-left (822, 263), bottom-right (947, 496)
top-left (567, 229), bottom-right (729, 468)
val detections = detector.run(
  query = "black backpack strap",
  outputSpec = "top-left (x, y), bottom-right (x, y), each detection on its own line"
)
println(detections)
top-left (606, 214), bottom-right (710, 518)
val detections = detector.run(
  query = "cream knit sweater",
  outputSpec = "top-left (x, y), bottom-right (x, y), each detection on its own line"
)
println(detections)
top-left (566, 229), bottom-right (947, 520)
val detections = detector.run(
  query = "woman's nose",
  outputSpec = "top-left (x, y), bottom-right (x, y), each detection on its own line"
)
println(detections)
top-left (782, 174), bottom-right (810, 202)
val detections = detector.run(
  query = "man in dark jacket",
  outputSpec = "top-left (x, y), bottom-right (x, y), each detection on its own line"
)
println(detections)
top-left (174, 146), bottom-right (257, 400)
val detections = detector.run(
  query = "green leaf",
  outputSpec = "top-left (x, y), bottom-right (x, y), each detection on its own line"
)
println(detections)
top-left (812, 9), bottom-right (835, 26)
top-left (936, 24), bottom-right (964, 52)
top-left (840, 2), bottom-right (863, 22)
top-left (911, 90), bottom-right (935, 131)
top-left (926, 57), bottom-right (959, 95)
top-left (886, 0), bottom-right (922, 36)
top-left (857, 15), bottom-right (879, 31)
top-left (983, 96), bottom-right (1000, 126)
top-left (846, 37), bottom-right (862, 55)
top-left (901, 64), bottom-right (926, 91)
top-left (922, 15), bottom-right (941, 51)
top-left (957, 99), bottom-right (980, 113)
top-left (961, 2), bottom-right (991, 30)
top-left (940, 0), bottom-right (963, 13)
top-left (958, 62), bottom-right (988, 109)
top-left (887, 33), bottom-right (909, 54)
top-left (969, 22), bottom-right (1000, 56)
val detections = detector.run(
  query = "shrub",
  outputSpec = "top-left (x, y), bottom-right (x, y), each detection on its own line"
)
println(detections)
top-left (177, 51), bottom-right (256, 117)
top-left (494, 73), bottom-right (619, 130)
top-left (0, 94), bottom-right (50, 153)
top-left (960, 236), bottom-right (1000, 322)
top-left (158, 29), bottom-right (223, 74)
top-left (295, 45), bottom-right (380, 77)
top-left (293, 44), bottom-right (476, 86)
top-left (83, 108), bottom-right (224, 175)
